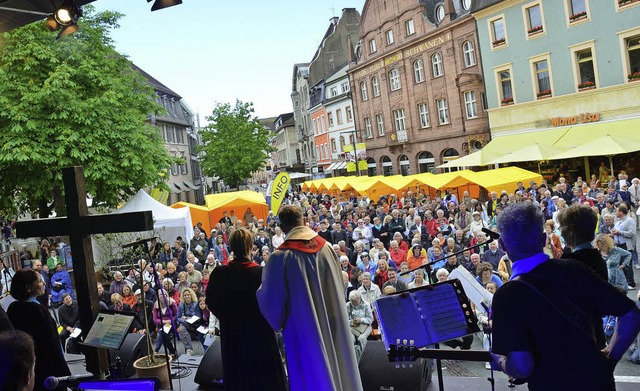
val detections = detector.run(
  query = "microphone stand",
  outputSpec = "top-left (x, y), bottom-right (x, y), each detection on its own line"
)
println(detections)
top-left (397, 228), bottom-right (500, 391)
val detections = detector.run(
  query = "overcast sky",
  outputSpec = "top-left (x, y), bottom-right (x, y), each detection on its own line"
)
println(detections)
top-left (93, 0), bottom-right (364, 123)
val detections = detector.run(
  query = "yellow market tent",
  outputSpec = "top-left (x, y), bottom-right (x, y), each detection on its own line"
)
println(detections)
top-left (171, 202), bottom-right (213, 234)
top-left (471, 167), bottom-right (543, 194)
top-left (204, 190), bottom-right (269, 226)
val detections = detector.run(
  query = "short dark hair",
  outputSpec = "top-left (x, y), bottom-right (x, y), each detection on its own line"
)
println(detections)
top-left (497, 202), bottom-right (544, 261)
top-left (10, 270), bottom-right (39, 301)
top-left (279, 205), bottom-right (304, 233)
top-left (557, 204), bottom-right (597, 247)
top-left (0, 330), bottom-right (35, 391)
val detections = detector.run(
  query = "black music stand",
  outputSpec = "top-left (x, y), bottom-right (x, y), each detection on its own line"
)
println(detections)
top-left (375, 279), bottom-right (494, 391)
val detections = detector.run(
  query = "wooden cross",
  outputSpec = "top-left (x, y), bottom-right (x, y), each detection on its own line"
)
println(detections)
top-left (15, 166), bottom-right (154, 375)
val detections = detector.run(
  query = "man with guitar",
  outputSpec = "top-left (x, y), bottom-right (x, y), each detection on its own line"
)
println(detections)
top-left (490, 202), bottom-right (640, 390)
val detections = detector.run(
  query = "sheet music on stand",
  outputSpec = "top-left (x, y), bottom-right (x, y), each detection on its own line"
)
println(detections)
top-left (82, 311), bottom-right (135, 350)
top-left (374, 279), bottom-right (479, 349)
top-left (448, 266), bottom-right (493, 313)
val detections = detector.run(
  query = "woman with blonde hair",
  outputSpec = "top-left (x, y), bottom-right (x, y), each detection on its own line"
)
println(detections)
top-left (177, 288), bottom-right (201, 355)
top-left (595, 234), bottom-right (631, 291)
top-left (206, 228), bottom-right (286, 390)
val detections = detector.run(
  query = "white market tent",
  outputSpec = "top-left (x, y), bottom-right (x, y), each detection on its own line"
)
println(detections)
top-left (115, 189), bottom-right (193, 245)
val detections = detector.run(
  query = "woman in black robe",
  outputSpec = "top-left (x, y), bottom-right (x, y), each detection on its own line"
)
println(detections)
top-left (206, 228), bottom-right (286, 391)
top-left (8, 269), bottom-right (70, 391)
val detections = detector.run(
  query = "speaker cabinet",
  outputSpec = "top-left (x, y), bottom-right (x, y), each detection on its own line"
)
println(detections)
top-left (359, 340), bottom-right (432, 391)
top-left (107, 333), bottom-right (148, 378)
top-left (194, 337), bottom-right (224, 389)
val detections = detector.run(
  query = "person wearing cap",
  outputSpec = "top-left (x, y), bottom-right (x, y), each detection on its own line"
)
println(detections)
top-left (356, 252), bottom-right (377, 275)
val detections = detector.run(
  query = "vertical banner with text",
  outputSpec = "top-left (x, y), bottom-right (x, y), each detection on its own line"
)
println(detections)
top-left (270, 172), bottom-right (291, 215)
top-left (344, 143), bottom-right (368, 172)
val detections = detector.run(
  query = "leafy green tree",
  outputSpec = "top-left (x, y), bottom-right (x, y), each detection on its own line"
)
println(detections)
top-left (0, 7), bottom-right (173, 217)
top-left (199, 100), bottom-right (274, 189)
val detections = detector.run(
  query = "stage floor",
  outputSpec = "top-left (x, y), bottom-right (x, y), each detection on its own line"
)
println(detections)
top-left (66, 353), bottom-right (640, 391)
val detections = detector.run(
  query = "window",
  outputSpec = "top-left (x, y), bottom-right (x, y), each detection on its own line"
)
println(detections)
top-left (376, 114), bottom-right (385, 136)
top-left (389, 68), bottom-right (401, 91)
top-left (360, 82), bottom-right (368, 101)
top-left (576, 48), bottom-right (596, 88)
top-left (180, 152), bottom-right (188, 175)
top-left (364, 117), bottom-right (372, 138)
top-left (369, 39), bottom-right (377, 53)
top-left (418, 103), bottom-right (430, 128)
top-left (405, 19), bottom-right (415, 36)
top-left (497, 68), bottom-right (514, 105)
top-left (331, 139), bottom-right (337, 153)
top-left (490, 16), bottom-right (507, 47)
top-left (386, 30), bottom-right (394, 45)
top-left (171, 162), bottom-right (178, 176)
top-left (166, 125), bottom-right (174, 143)
top-left (524, 3), bottom-right (544, 36)
top-left (414, 60), bottom-right (425, 83)
top-left (464, 91), bottom-right (478, 119)
top-left (436, 99), bottom-right (449, 124)
top-left (435, 4), bottom-right (445, 23)
top-left (336, 109), bottom-right (343, 125)
top-left (533, 59), bottom-right (552, 97)
top-left (339, 136), bottom-right (345, 150)
top-left (327, 112), bottom-right (334, 127)
top-left (372, 76), bottom-right (380, 96)
top-left (341, 81), bottom-right (350, 93)
top-left (626, 35), bottom-right (640, 80)
top-left (315, 146), bottom-right (319, 159)
top-left (329, 86), bottom-right (339, 97)
top-left (393, 109), bottom-right (406, 131)
top-left (462, 41), bottom-right (476, 67)
top-left (462, 0), bottom-right (472, 10)
top-left (431, 53), bottom-right (443, 77)
top-left (346, 106), bottom-right (353, 122)
top-left (568, 0), bottom-right (587, 20)
top-left (175, 127), bottom-right (184, 144)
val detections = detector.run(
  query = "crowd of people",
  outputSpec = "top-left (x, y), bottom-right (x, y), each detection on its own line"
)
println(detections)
top-left (2, 169), bottom-right (640, 390)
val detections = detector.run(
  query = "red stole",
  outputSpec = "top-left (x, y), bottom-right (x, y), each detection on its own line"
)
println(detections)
top-left (278, 235), bottom-right (327, 254)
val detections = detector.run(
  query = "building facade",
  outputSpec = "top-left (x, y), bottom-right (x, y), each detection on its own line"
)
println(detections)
top-left (348, 0), bottom-right (491, 175)
top-left (272, 112), bottom-right (301, 172)
top-left (135, 65), bottom-right (203, 205)
top-left (324, 65), bottom-right (357, 175)
top-left (294, 8), bottom-right (361, 176)
top-left (473, 0), bottom-right (640, 175)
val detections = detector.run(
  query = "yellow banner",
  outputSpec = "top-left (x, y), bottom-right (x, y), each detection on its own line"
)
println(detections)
top-left (270, 172), bottom-right (291, 215)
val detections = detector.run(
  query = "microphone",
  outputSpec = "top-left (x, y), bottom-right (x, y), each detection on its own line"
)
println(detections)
top-left (481, 227), bottom-right (500, 241)
top-left (122, 237), bottom-right (158, 248)
top-left (44, 373), bottom-right (94, 390)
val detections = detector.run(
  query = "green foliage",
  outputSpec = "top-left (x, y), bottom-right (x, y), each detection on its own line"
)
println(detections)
top-left (198, 100), bottom-right (274, 188)
top-left (0, 7), bottom-right (173, 217)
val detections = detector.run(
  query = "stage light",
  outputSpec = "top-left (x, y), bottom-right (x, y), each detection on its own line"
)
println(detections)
top-left (147, 0), bottom-right (183, 12)
top-left (45, 15), bottom-right (60, 32)
top-left (54, 0), bottom-right (79, 26)
top-left (57, 23), bottom-right (79, 39)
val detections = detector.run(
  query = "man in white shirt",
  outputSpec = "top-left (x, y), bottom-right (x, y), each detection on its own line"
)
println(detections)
top-left (352, 219), bottom-right (372, 249)
top-left (271, 226), bottom-right (285, 249)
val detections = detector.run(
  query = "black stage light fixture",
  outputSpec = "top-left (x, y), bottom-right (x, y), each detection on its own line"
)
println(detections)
top-left (147, 0), bottom-right (183, 12)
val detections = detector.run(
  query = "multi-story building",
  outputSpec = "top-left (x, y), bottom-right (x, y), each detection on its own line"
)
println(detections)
top-left (272, 112), bottom-right (301, 172)
top-left (134, 65), bottom-right (203, 205)
top-left (324, 65), bottom-right (357, 175)
top-left (473, 0), bottom-right (640, 177)
top-left (291, 64), bottom-right (313, 174)
top-left (296, 8), bottom-right (361, 176)
top-left (348, 0), bottom-right (491, 175)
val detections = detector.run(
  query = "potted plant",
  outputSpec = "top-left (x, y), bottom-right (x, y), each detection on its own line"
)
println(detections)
top-left (578, 81), bottom-right (596, 90)
top-left (129, 257), bottom-right (173, 389)
top-left (492, 37), bottom-right (506, 47)
top-left (500, 97), bottom-right (514, 105)
top-left (536, 89), bottom-right (552, 98)
top-left (628, 71), bottom-right (640, 82)
top-left (527, 25), bottom-right (543, 35)
top-left (569, 11), bottom-right (587, 22)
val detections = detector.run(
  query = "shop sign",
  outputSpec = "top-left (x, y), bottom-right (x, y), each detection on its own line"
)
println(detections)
top-left (550, 112), bottom-right (599, 127)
